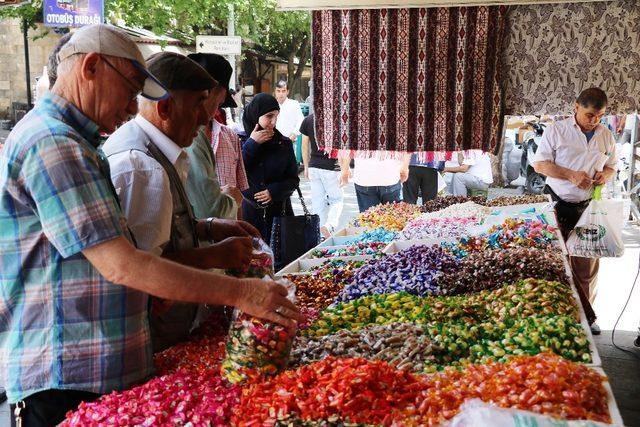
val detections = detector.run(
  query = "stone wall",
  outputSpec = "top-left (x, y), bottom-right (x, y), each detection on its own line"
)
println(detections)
top-left (0, 19), bottom-right (62, 119)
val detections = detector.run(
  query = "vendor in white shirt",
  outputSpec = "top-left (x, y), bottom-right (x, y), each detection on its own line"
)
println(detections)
top-left (443, 152), bottom-right (493, 196)
top-left (532, 87), bottom-right (617, 334)
top-left (274, 80), bottom-right (305, 142)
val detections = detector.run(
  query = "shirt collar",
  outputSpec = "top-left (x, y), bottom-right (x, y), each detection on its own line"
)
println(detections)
top-left (135, 115), bottom-right (184, 165)
top-left (570, 114), bottom-right (603, 135)
top-left (40, 92), bottom-right (101, 147)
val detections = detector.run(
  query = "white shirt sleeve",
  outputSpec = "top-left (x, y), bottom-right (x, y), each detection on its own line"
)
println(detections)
top-left (532, 124), bottom-right (556, 163)
top-left (109, 150), bottom-right (173, 256)
top-left (292, 101), bottom-right (304, 136)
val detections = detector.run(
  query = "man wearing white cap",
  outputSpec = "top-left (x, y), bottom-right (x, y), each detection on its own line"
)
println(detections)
top-left (0, 24), bottom-right (300, 426)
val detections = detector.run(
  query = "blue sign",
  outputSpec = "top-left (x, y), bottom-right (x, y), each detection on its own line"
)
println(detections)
top-left (43, 0), bottom-right (103, 28)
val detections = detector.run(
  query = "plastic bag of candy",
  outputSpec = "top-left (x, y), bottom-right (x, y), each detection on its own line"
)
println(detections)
top-left (227, 237), bottom-right (275, 279)
top-left (221, 278), bottom-right (298, 383)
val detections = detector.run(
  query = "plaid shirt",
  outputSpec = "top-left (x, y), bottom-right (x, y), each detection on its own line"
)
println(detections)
top-left (211, 121), bottom-right (249, 191)
top-left (0, 93), bottom-right (152, 404)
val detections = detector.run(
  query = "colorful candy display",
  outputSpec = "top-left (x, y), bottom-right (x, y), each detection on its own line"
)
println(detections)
top-left (307, 279), bottom-right (579, 337)
top-left (351, 201), bottom-right (422, 231)
top-left (421, 195), bottom-right (488, 213)
top-left (343, 227), bottom-right (397, 244)
top-left (422, 201), bottom-right (492, 221)
top-left (438, 247), bottom-right (569, 294)
top-left (400, 216), bottom-right (478, 240)
top-left (221, 281), bottom-right (297, 384)
top-left (441, 218), bottom-right (559, 258)
top-left (62, 368), bottom-right (241, 426)
top-left (335, 245), bottom-right (460, 302)
top-left (233, 354), bottom-right (610, 426)
top-left (309, 241), bottom-right (386, 258)
top-left (485, 194), bottom-right (550, 207)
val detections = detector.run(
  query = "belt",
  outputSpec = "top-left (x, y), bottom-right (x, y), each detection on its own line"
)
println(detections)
top-left (543, 185), bottom-right (591, 208)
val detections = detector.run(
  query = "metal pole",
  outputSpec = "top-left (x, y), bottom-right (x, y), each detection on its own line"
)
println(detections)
top-left (227, 4), bottom-right (236, 90)
top-left (22, 18), bottom-right (32, 109)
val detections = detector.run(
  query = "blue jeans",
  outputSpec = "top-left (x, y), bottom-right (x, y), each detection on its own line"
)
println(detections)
top-left (354, 182), bottom-right (402, 212)
top-left (309, 168), bottom-right (344, 232)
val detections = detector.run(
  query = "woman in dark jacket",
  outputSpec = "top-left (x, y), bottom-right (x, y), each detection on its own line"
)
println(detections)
top-left (240, 93), bottom-right (300, 242)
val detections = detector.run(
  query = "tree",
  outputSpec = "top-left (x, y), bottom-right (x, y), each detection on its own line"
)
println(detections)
top-left (1, 0), bottom-right (312, 90)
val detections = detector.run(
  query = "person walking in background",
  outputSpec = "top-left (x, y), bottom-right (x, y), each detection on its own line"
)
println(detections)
top-left (240, 93), bottom-right (300, 241)
top-left (403, 154), bottom-right (444, 204)
top-left (353, 155), bottom-right (411, 212)
top-left (532, 87), bottom-right (617, 335)
top-left (274, 80), bottom-right (304, 142)
top-left (443, 152), bottom-right (493, 196)
top-left (301, 113), bottom-right (350, 237)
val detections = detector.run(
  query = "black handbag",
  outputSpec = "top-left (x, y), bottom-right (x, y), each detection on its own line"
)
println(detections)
top-left (270, 187), bottom-right (321, 271)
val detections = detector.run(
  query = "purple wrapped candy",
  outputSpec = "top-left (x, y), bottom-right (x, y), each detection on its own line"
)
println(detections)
top-left (335, 245), bottom-right (460, 303)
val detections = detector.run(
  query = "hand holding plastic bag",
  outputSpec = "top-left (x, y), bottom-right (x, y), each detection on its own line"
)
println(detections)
top-left (566, 186), bottom-right (624, 258)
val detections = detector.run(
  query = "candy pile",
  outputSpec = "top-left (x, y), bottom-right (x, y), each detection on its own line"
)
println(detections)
top-left (400, 216), bottom-right (478, 240)
top-left (422, 201), bottom-right (492, 221)
top-left (297, 313), bottom-right (590, 371)
top-left (442, 218), bottom-right (558, 258)
top-left (233, 354), bottom-right (610, 425)
top-left (285, 274), bottom-right (349, 312)
top-left (154, 331), bottom-right (227, 376)
top-left (438, 247), bottom-right (569, 294)
top-left (309, 241), bottom-right (387, 259)
top-left (335, 245), bottom-right (460, 302)
top-left (62, 368), bottom-right (241, 426)
top-left (351, 202), bottom-right (422, 231)
top-left (486, 194), bottom-right (550, 207)
top-left (343, 227), bottom-right (397, 244)
top-left (307, 279), bottom-right (579, 337)
top-left (421, 195), bottom-right (488, 213)
top-left (291, 322), bottom-right (439, 371)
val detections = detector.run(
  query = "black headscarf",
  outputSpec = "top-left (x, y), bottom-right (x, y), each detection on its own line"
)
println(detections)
top-left (242, 93), bottom-right (281, 138)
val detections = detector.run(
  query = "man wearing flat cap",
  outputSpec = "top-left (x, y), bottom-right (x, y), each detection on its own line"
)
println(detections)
top-left (184, 53), bottom-right (247, 221)
top-left (0, 26), bottom-right (300, 426)
top-left (103, 52), bottom-right (264, 352)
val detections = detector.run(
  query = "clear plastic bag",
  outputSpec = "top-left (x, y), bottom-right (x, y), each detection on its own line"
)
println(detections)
top-left (566, 187), bottom-right (624, 259)
top-left (221, 238), bottom-right (297, 383)
top-left (445, 399), bottom-right (621, 427)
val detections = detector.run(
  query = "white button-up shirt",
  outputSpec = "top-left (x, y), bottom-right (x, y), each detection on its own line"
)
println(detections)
top-left (107, 115), bottom-right (190, 255)
top-left (276, 98), bottom-right (304, 139)
top-left (533, 116), bottom-right (617, 203)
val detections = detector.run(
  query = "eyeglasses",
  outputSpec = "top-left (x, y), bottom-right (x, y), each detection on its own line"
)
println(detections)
top-left (101, 56), bottom-right (143, 101)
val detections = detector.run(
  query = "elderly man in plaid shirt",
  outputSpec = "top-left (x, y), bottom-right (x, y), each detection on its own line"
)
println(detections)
top-left (0, 24), bottom-right (300, 427)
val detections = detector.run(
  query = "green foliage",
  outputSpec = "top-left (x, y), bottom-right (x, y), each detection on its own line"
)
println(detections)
top-left (0, 0), bottom-right (42, 29)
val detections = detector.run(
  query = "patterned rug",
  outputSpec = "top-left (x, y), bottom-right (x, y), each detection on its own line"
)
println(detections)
top-left (311, 6), bottom-right (508, 160)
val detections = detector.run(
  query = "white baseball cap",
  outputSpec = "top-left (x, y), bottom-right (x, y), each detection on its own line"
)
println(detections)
top-left (57, 24), bottom-right (168, 100)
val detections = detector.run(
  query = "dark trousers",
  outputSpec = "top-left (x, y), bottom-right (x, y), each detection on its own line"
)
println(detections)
top-left (544, 185), bottom-right (598, 324)
top-left (10, 389), bottom-right (100, 427)
top-left (354, 183), bottom-right (402, 212)
top-left (402, 166), bottom-right (439, 204)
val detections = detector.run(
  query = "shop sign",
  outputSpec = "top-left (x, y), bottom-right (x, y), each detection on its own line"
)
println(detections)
top-left (43, 0), bottom-right (103, 28)
top-left (196, 36), bottom-right (242, 56)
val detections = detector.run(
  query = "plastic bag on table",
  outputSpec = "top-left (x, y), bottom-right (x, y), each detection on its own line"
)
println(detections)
top-left (221, 277), bottom-right (297, 384)
top-left (566, 186), bottom-right (624, 258)
top-left (444, 399), bottom-right (621, 427)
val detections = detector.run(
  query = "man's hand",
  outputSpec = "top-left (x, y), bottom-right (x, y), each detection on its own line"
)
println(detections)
top-left (339, 170), bottom-right (349, 187)
top-left (222, 185), bottom-right (244, 207)
top-left (303, 166), bottom-right (309, 179)
top-left (570, 170), bottom-right (595, 190)
top-left (210, 218), bottom-right (260, 241)
top-left (234, 279), bottom-right (302, 329)
top-left (250, 124), bottom-right (274, 144)
top-left (210, 236), bottom-right (253, 269)
top-left (254, 189), bottom-right (272, 205)
top-left (593, 168), bottom-right (615, 186)
top-left (400, 167), bottom-right (410, 183)
top-left (289, 133), bottom-right (297, 142)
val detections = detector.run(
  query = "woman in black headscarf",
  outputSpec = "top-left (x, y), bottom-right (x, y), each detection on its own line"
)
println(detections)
top-left (240, 93), bottom-right (300, 242)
